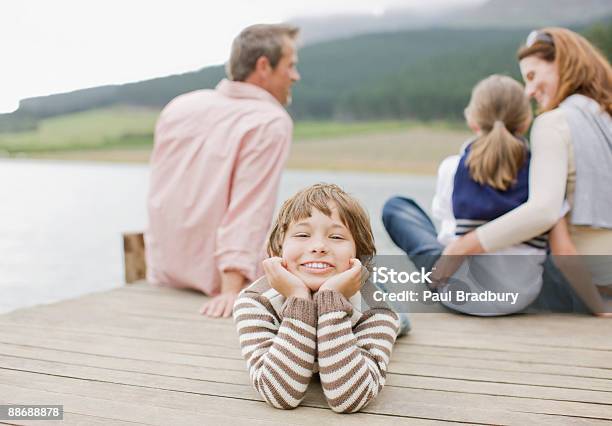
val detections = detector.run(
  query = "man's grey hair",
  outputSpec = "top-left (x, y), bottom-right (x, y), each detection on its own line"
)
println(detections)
top-left (226, 24), bottom-right (299, 82)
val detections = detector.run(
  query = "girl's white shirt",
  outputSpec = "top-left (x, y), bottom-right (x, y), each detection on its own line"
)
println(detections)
top-left (429, 154), bottom-right (565, 315)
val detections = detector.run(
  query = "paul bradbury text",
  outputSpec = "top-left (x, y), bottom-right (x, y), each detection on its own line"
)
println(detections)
top-left (372, 289), bottom-right (520, 305)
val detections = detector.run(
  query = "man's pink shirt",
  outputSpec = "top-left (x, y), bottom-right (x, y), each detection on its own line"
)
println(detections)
top-left (145, 79), bottom-right (293, 295)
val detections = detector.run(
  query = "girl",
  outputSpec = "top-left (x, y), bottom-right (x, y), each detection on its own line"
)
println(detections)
top-left (233, 183), bottom-right (401, 413)
top-left (432, 74), bottom-right (568, 314)
top-left (384, 75), bottom-right (573, 315)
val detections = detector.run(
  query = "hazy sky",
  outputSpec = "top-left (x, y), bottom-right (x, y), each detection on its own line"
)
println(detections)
top-left (2, 0), bottom-right (485, 113)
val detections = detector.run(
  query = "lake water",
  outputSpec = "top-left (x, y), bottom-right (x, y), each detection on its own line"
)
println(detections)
top-left (0, 159), bottom-right (435, 313)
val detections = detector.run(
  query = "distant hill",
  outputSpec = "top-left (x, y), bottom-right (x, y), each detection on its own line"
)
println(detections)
top-left (1, 12), bottom-right (611, 131)
top-left (290, 28), bottom-right (530, 120)
top-left (0, 28), bottom-right (533, 126)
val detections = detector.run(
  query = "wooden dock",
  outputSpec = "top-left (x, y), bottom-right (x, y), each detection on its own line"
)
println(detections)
top-left (0, 282), bottom-right (610, 425)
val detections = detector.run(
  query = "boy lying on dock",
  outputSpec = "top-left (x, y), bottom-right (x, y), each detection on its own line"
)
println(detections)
top-left (233, 183), bottom-right (401, 413)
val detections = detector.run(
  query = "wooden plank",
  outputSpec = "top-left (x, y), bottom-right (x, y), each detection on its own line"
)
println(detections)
top-left (6, 287), bottom-right (610, 352)
top-left (0, 376), bottom-right (444, 425)
top-left (0, 382), bottom-right (310, 426)
top-left (1, 412), bottom-right (154, 426)
top-left (0, 354), bottom-right (610, 423)
top-left (2, 282), bottom-right (611, 424)
top-left (1, 330), bottom-right (610, 392)
top-left (1, 352), bottom-right (611, 421)
top-left (0, 326), bottom-right (611, 381)
top-left (1, 317), bottom-right (609, 373)
top-left (0, 343), bottom-right (609, 405)
top-left (5, 306), bottom-right (610, 359)
top-left (0, 370), bottom-right (588, 425)
top-left (115, 283), bottom-right (612, 340)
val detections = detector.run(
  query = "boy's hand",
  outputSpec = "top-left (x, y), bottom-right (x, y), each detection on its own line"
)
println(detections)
top-left (263, 257), bottom-right (311, 300)
top-left (319, 258), bottom-right (363, 299)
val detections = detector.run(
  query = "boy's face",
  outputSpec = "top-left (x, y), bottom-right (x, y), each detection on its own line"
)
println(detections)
top-left (282, 204), bottom-right (356, 292)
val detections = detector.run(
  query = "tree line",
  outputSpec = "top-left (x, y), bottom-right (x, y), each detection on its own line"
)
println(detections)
top-left (2, 22), bottom-right (610, 133)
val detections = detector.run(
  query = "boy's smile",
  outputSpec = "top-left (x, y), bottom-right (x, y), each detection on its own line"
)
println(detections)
top-left (282, 204), bottom-right (356, 291)
top-left (299, 261), bottom-right (335, 275)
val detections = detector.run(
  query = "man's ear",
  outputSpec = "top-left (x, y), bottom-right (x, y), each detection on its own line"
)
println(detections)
top-left (253, 55), bottom-right (272, 77)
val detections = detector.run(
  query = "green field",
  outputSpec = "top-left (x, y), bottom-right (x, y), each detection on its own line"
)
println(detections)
top-left (0, 108), bottom-right (158, 154)
top-left (0, 107), bottom-right (472, 174)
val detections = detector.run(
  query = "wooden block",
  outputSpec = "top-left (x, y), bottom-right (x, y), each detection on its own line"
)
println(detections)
top-left (123, 232), bottom-right (146, 284)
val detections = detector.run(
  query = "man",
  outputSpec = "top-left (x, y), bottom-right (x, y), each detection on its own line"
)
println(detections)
top-left (145, 24), bottom-right (300, 317)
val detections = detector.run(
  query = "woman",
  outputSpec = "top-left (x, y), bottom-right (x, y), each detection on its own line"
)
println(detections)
top-left (384, 27), bottom-right (612, 315)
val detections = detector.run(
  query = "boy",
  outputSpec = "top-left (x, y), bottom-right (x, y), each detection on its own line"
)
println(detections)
top-left (233, 183), bottom-right (400, 413)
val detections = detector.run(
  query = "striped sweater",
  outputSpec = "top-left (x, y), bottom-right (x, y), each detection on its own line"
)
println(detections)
top-left (233, 277), bottom-right (399, 413)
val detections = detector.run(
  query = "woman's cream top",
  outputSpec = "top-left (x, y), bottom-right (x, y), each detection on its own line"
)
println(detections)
top-left (476, 108), bottom-right (612, 256)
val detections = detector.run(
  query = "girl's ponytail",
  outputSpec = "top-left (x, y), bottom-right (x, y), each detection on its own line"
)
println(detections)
top-left (466, 120), bottom-right (526, 191)
top-left (464, 75), bottom-right (532, 191)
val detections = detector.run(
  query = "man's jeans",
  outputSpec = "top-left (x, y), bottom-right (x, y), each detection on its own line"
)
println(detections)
top-left (382, 196), bottom-right (590, 314)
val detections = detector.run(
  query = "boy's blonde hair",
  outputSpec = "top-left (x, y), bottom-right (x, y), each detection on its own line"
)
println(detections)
top-left (267, 183), bottom-right (376, 270)
top-left (464, 74), bottom-right (532, 191)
